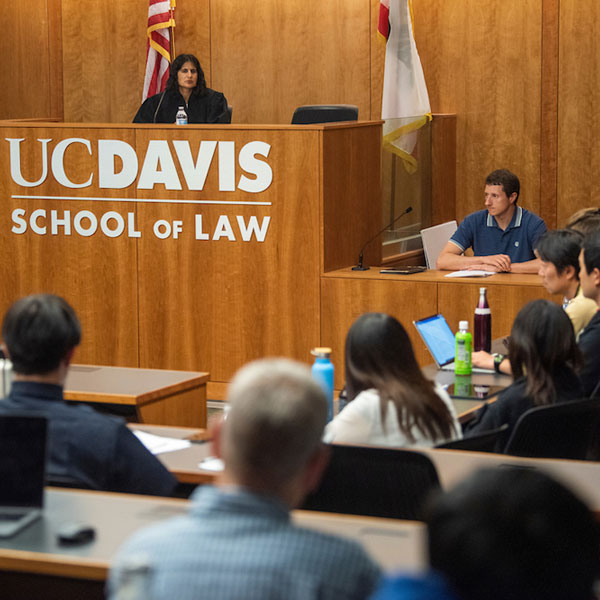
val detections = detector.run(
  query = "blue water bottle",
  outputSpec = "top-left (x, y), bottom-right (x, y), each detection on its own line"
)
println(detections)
top-left (311, 347), bottom-right (334, 422)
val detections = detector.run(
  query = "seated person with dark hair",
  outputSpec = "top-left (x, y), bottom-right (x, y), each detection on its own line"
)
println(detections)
top-left (0, 294), bottom-right (176, 496)
top-left (577, 231), bottom-right (600, 397)
top-left (134, 53), bottom-right (230, 124)
top-left (372, 468), bottom-right (600, 600)
top-left (437, 169), bottom-right (546, 274)
top-left (465, 299), bottom-right (582, 440)
top-left (473, 228), bottom-right (597, 374)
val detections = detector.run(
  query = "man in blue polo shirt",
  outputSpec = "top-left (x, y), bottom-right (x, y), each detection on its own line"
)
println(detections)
top-left (437, 169), bottom-right (546, 273)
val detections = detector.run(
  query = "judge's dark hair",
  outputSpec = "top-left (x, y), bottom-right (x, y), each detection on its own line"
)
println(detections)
top-left (535, 228), bottom-right (583, 278)
top-left (426, 467), bottom-right (600, 600)
top-left (508, 299), bottom-right (582, 406)
top-left (166, 54), bottom-right (207, 96)
top-left (344, 313), bottom-right (455, 443)
top-left (582, 230), bottom-right (600, 274)
top-left (485, 168), bottom-right (520, 203)
top-left (2, 294), bottom-right (81, 375)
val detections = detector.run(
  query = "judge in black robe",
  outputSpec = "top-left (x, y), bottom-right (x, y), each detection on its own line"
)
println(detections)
top-left (133, 53), bottom-right (230, 124)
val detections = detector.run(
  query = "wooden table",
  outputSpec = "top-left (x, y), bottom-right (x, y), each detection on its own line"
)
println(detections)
top-left (321, 268), bottom-right (558, 388)
top-left (0, 488), bottom-right (425, 599)
top-left (137, 425), bottom-right (600, 516)
top-left (64, 365), bottom-right (209, 427)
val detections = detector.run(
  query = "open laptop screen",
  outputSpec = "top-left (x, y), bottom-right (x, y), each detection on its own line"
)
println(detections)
top-left (413, 314), bottom-right (456, 368)
top-left (0, 415), bottom-right (47, 508)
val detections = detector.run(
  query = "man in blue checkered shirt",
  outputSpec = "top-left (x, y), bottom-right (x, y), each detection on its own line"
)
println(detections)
top-left (108, 359), bottom-right (381, 600)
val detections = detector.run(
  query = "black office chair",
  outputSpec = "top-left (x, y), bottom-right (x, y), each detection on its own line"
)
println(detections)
top-left (504, 398), bottom-right (600, 460)
top-left (436, 424), bottom-right (509, 453)
top-left (291, 104), bottom-right (358, 124)
top-left (302, 444), bottom-right (440, 520)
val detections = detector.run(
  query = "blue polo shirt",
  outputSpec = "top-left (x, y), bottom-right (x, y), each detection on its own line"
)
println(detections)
top-left (449, 206), bottom-right (546, 263)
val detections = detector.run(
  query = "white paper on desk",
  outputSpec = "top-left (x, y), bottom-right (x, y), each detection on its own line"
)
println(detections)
top-left (198, 456), bottom-right (225, 471)
top-left (134, 430), bottom-right (192, 455)
top-left (444, 270), bottom-right (495, 278)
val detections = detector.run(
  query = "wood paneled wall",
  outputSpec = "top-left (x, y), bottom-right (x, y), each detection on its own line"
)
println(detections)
top-left (2, 1), bottom-right (600, 227)
top-left (414, 0), bottom-right (543, 221)
top-left (557, 1), bottom-right (600, 225)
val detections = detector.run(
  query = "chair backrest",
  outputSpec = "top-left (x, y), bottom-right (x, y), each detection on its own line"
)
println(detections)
top-left (291, 104), bottom-right (359, 125)
top-left (436, 423), bottom-right (509, 453)
top-left (302, 444), bottom-right (440, 520)
top-left (504, 398), bottom-right (600, 460)
top-left (420, 221), bottom-right (458, 270)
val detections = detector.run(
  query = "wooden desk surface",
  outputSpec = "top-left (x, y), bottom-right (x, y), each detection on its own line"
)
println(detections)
top-left (64, 364), bottom-right (209, 406)
top-left (137, 425), bottom-right (600, 514)
top-left (322, 267), bottom-right (546, 286)
top-left (0, 488), bottom-right (425, 581)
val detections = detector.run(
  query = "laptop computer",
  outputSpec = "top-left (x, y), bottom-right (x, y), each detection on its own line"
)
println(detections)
top-left (0, 415), bottom-right (48, 538)
top-left (413, 314), bottom-right (495, 374)
top-left (420, 221), bottom-right (458, 270)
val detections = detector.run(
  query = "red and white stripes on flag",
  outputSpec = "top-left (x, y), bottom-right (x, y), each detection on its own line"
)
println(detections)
top-left (142, 0), bottom-right (176, 101)
top-left (378, 0), bottom-right (431, 172)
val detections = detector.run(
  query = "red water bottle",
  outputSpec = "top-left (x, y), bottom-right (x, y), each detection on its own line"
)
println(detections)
top-left (474, 287), bottom-right (491, 352)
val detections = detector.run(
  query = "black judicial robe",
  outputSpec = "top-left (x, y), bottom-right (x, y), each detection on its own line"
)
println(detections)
top-left (133, 88), bottom-right (230, 124)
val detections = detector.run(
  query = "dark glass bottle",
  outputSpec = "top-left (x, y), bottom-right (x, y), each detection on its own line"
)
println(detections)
top-left (474, 287), bottom-right (491, 352)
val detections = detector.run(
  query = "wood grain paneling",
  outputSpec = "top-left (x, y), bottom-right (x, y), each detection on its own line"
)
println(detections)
top-left (0, 1), bottom-right (53, 120)
top-left (62, 0), bottom-right (147, 123)
top-left (321, 276), bottom-right (438, 388)
top-left (557, 1), bottom-right (600, 225)
top-left (135, 126), bottom-right (322, 381)
top-left (539, 0), bottom-right (559, 227)
top-left (322, 123), bottom-right (382, 272)
top-left (414, 1), bottom-right (542, 221)
top-left (0, 126), bottom-right (139, 366)
top-left (210, 0), bottom-right (371, 124)
top-left (62, 0), bottom-right (210, 123)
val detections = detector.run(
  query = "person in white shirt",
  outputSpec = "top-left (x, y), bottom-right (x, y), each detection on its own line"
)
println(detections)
top-left (325, 313), bottom-right (461, 447)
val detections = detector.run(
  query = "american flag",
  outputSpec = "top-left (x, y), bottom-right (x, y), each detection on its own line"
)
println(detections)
top-left (142, 0), bottom-right (176, 101)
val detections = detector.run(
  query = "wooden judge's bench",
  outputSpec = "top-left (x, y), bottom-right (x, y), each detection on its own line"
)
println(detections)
top-left (0, 120), bottom-right (552, 398)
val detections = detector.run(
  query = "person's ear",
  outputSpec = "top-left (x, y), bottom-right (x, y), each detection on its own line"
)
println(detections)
top-left (592, 267), bottom-right (600, 287)
top-left (303, 444), bottom-right (330, 494)
top-left (563, 265), bottom-right (577, 281)
top-left (63, 347), bottom-right (76, 368)
top-left (509, 192), bottom-right (518, 205)
top-left (1, 343), bottom-right (10, 360)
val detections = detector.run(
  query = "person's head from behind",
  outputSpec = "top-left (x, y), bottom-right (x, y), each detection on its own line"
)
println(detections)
top-left (1, 294), bottom-right (81, 379)
top-left (579, 231), bottom-right (600, 304)
top-left (566, 207), bottom-right (600, 235)
top-left (345, 312), bottom-right (455, 442)
top-left (166, 53), bottom-right (207, 96)
top-left (426, 467), bottom-right (600, 600)
top-left (535, 228), bottom-right (584, 295)
top-left (485, 168), bottom-right (520, 205)
top-left (508, 299), bottom-right (581, 406)
top-left (217, 358), bottom-right (328, 506)
top-left (345, 312), bottom-right (420, 400)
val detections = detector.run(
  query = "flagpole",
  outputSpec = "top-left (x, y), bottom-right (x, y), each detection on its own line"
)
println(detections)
top-left (170, 0), bottom-right (176, 59)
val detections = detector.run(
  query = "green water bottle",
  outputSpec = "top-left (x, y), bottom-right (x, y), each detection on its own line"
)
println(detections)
top-left (455, 320), bottom-right (472, 375)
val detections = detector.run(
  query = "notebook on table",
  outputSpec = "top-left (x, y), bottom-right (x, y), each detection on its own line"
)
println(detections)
top-left (413, 314), bottom-right (495, 374)
top-left (0, 415), bottom-right (48, 538)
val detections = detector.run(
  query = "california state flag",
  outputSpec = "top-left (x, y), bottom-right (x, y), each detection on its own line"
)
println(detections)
top-left (379, 0), bottom-right (431, 172)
